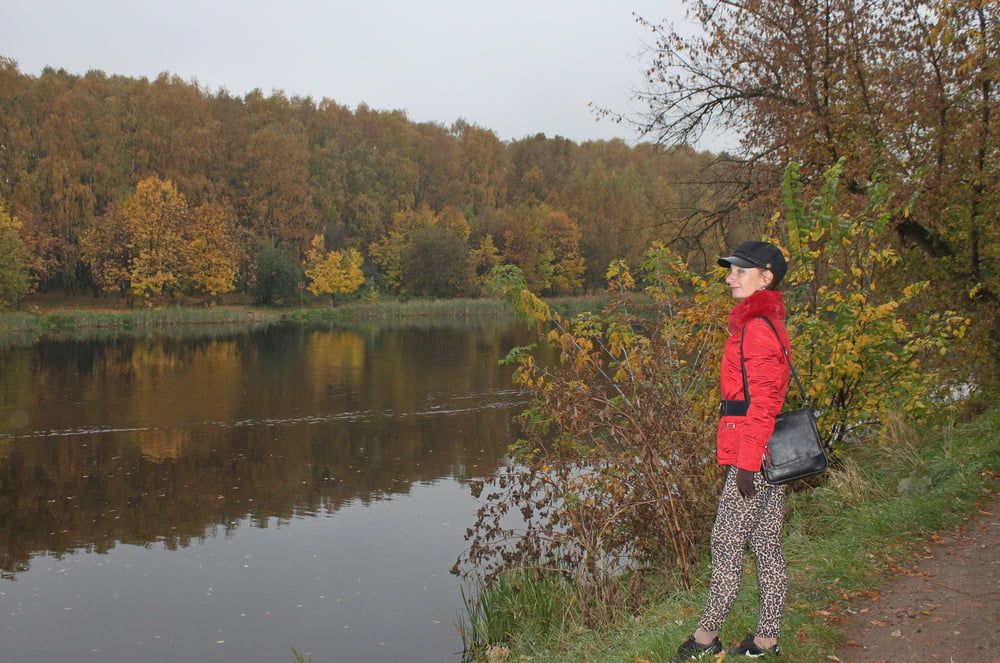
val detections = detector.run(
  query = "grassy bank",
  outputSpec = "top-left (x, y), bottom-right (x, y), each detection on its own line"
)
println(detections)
top-left (0, 295), bottom-right (612, 341)
top-left (0, 306), bottom-right (282, 343)
top-left (283, 298), bottom-right (514, 324)
top-left (462, 404), bottom-right (1000, 662)
top-left (283, 294), bottom-right (610, 324)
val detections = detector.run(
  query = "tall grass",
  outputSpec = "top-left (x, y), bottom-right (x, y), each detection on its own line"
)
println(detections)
top-left (458, 570), bottom-right (578, 660)
top-left (464, 408), bottom-right (1000, 662)
top-left (1, 296), bottom-right (610, 341)
top-left (282, 295), bottom-right (612, 325)
top-left (0, 307), bottom-right (282, 346)
top-left (0, 306), bottom-right (279, 332)
top-left (283, 297), bottom-right (515, 324)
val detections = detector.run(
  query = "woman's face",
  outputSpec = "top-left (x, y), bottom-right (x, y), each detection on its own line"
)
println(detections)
top-left (725, 265), bottom-right (772, 299)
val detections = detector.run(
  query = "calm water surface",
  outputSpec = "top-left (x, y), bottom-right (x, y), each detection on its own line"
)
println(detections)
top-left (0, 321), bottom-right (533, 662)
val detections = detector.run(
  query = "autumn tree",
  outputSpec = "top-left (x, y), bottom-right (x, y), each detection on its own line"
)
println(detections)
top-left (542, 209), bottom-right (585, 294)
top-left (634, 0), bottom-right (1000, 360)
top-left (496, 205), bottom-right (549, 291)
top-left (369, 207), bottom-right (435, 293)
top-left (0, 199), bottom-right (33, 307)
top-left (82, 177), bottom-right (239, 300)
top-left (126, 176), bottom-right (190, 298)
top-left (491, 205), bottom-right (586, 294)
top-left (368, 206), bottom-right (471, 295)
top-left (241, 122), bottom-right (318, 250)
top-left (456, 122), bottom-right (510, 212)
top-left (304, 234), bottom-right (365, 300)
top-left (80, 202), bottom-right (133, 296)
top-left (400, 224), bottom-right (472, 297)
top-left (468, 234), bottom-right (502, 294)
top-left (506, 133), bottom-right (577, 205)
top-left (186, 202), bottom-right (241, 296)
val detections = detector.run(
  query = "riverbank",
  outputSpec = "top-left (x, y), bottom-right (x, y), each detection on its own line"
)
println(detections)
top-left (468, 401), bottom-right (1000, 662)
top-left (0, 295), bottom-right (609, 342)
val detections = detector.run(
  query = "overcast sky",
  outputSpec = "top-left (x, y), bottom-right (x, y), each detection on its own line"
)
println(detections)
top-left (0, 1), bottom-right (729, 148)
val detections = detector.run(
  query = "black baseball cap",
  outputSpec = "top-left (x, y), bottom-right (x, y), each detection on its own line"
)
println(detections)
top-left (718, 240), bottom-right (788, 286)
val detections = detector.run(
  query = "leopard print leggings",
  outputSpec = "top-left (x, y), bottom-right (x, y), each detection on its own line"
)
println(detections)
top-left (697, 466), bottom-right (787, 638)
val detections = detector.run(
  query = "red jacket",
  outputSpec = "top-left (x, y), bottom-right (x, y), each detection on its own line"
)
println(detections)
top-left (716, 290), bottom-right (791, 472)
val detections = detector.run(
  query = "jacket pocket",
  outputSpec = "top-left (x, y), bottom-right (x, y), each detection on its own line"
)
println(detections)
top-left (717, 416), bottom-right (742, 457)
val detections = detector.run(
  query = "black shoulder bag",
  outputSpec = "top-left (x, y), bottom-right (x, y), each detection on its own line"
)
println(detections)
top-left (740, 316), bottom-right (828, 485)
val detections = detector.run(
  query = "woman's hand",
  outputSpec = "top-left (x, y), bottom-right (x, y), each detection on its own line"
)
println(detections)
top-left (736, 468), bottom-right (757, 498)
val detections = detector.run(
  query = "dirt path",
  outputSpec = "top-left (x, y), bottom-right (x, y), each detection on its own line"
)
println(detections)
top-left (832, 492), bottom-right (1000, 663)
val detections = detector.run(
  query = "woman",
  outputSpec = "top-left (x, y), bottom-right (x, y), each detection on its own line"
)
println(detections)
top-left (671, 240), bottom-right (792, 661)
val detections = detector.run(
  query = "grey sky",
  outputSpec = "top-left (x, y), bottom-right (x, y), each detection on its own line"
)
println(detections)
top-left (0, 1), bottom-right (716, 146)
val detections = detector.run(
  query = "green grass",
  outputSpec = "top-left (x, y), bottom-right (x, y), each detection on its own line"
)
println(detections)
top-left (0, 295), bottom-right (613, 341)
top-left (0, 306), bottom-right (282, 345)
top-left (0, 306), bottom-right (279, 331)
top-left (282, 297), bottom-right (516, 324)
top-left (465, 407), bottom-right (1000, 662)
top-left (284, 295), bottom-right (611, 326)
top-left (458, 570), bottom-right (578, 659)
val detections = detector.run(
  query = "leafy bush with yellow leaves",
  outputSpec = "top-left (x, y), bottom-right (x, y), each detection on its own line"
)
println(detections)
top-left (779, 159), bottom-right (967, 448)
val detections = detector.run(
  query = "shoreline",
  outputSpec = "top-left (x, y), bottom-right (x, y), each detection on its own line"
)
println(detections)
top-left (0, 295), bottom-right (610, 341)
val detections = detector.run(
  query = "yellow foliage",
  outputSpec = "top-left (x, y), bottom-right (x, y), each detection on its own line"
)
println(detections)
top-left (0, 198), bottom-right (34, 306)
top-left (82, 177), bottom-right (240, 299)
top-left (304, 235), bottom-right (365, 298)
top-left (125, 177), bottom-right (190, 298)
top-left (187, 202), bottom-right (239, 296)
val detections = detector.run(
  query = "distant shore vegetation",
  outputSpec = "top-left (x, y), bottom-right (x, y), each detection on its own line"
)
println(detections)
top-left (0, 292), bottom-right (612, 343)
top-left (0, 56), bottom-right (734, 311)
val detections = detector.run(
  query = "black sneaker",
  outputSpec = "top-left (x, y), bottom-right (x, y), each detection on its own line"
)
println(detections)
top-left (726, 633), bottom-right (780, 657)
top-left (670, 635), bottom-right (723, 662)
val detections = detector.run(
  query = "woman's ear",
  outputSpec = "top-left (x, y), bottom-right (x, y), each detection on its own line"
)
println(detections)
top-left (760, 269), bottom-right (774, 289)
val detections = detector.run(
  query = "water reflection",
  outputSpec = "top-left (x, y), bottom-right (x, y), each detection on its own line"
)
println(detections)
top-left (0, 322), bottom-right (531, 577)
top-left (0, 321), bottom-right (537, 661)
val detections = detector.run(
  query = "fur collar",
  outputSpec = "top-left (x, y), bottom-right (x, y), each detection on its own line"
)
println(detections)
top-left (728, 289), bottom-right (786, 332)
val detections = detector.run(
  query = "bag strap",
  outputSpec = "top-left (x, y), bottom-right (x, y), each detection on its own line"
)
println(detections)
top-left (739, 316), bottom-right (810, 406)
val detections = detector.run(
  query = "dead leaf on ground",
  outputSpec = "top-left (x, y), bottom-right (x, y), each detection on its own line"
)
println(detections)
top-left (869, 619), bottom-right (890, 627)
top-left (891, 629), bottom-right (902, 638)
top-left (846, 640), bottom-right (863, 648)
top-left (889, 564), bottom-right (930, 577)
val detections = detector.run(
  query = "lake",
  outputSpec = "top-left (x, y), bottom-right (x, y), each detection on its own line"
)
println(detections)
top-left (0, 321), bottom-right (535, 662)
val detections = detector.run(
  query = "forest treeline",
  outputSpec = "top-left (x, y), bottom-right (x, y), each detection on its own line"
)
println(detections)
top-left (0, 57), bottom-right (732, 304)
